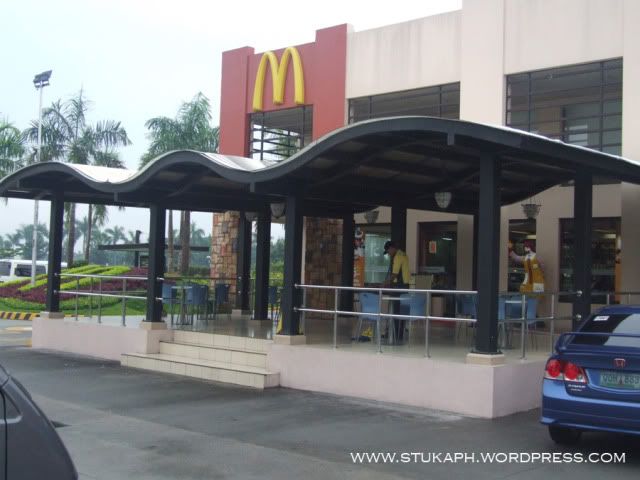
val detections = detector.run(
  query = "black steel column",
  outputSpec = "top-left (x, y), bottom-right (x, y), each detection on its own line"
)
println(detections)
top-left (45, 192), bottom-right (64, 312)
top-left (281, 196), bottom-right (303, 335)
top-left (472, 211), bottom-right (479, 290)
top-left (236, 212), bottom-right (252, 311)
top-left (572, 171), bottom-right (593, 329)
top-left (340, 213), bottom-right (355, 311)
top-left (391, 206), bottom-right (407, 250)
top-left (146, 204), bottom-right (166, 322)
top-left (474, 154), bottom-right (501, 355)
top-left (254, 209), bottom-right (271, 320)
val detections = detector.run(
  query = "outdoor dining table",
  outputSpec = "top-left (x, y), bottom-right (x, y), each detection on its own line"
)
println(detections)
top-left (172, 284), bottom-right (194, 325)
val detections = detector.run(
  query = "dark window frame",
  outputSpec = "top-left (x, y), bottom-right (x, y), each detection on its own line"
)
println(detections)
top-left (348, 83), bottom-right (461, 124)
top-left (249, 106), bottom-right (313, 162)
top-left (506, 59), bottom-right (622, 156)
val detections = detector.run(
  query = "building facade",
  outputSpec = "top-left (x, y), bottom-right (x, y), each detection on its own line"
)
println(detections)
top-left (215, 0), bottom-right (640, 323)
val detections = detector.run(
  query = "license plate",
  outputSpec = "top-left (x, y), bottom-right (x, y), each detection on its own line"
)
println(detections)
top-left (600, 371), bottom-right (640, 390)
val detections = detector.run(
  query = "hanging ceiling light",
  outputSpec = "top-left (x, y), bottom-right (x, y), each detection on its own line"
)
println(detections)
top-left (434, 191), bottom-right (452, 209)
top-left (244, 212), bottom-right (258, 222)
top-left (270, 202), bottom-right (286, 219)
top-left (364, 209), bottom-right (379, 224)
top-left (521, 202), bottom-right (541, 219)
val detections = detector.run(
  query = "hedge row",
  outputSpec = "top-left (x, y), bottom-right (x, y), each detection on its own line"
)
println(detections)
top-left (59, 266), bottom-right (132, 291)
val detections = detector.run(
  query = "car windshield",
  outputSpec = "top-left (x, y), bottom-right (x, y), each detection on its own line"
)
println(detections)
top-left (0, 262), bottom-right (10, 276)
top-left (571, 313), bottom-right (640, 348)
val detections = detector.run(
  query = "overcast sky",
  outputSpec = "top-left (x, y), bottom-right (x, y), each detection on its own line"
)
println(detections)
top-left (1, 0), bottom-right (461, 241)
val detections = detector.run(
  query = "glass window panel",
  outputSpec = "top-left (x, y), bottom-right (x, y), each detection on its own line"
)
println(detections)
top-left (559, 217), bottom-right (621, 303)
top-left (506, 60), bottom-right (622, 156)
top-left (603, 115), bottom-right (622, 130)
top-left (604, 100), bottom-right (622, 114)
top-left (602, 145), bottom-right (622, 156)
top-left (507, 95), bottom-right (529, 110)
top-left (507, 81), bottom-right (529, 97)
top-left (604, 67), bottom-right (622, 84)
top-left (507, 110), bottom-right (529, 124)
top-left (603, 130), bottom-right (622, 145)
top-left (349, 83), bottom-right (460, 123)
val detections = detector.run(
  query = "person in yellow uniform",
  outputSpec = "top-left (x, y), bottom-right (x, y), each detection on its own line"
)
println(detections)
top-left (383, 240), bottom-right (411, 344)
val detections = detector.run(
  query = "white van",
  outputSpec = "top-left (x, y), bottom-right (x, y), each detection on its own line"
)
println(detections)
top-left (0, 259), bottom-right (61, 283)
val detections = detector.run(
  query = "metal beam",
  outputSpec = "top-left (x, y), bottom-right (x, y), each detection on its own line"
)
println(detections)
top-left (236, 212), bottom-right (252, 312)
top-left (391, 207), bottom-right (407, 251)
top-left (254, 210), bottom-right (271, 320)
top-left (146, 204), bottom-right (166, 322)
top-left (474, 154), bottom-right (501, 355)
top-left (281, 196), bottom-right (304, 336)
top-left (340, 213), bottom-right (355, 311)
top-left (45, 191), bottom-right (64, 312)
top-left (572, 171), bottom-right (593, 328)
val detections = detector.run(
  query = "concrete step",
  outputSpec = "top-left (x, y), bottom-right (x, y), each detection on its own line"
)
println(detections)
top-left (172, 330), bottom-right (272, 352)
top-left (159, 341), bottom-right (267, 369)
top-left (121, 352), bottom-right (279, 389)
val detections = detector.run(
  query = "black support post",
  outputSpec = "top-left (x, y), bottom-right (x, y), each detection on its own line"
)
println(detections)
top-left (236, 212), bottom-right (252, 312)
top-left (572, 171), bottom-right (593, 329)
top-left (391, 206), bottom-right (407, 250)
top-left (146, 204), bottom-right (166, 322)
top-left (474, 154), bottom-right (501, 355)
top-left (281, 196), bottom-right (303, 336)
top-left (45, 192), bottom-right (64, 312)
top-left (472, 211), bottom-right (479, 291)
top-left (340, 213), bottom-right (355, 311)
top-left (254, 209), bottom-right (271, 320)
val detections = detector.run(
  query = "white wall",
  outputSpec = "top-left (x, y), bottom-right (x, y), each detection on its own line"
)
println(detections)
top-left (504, 0), bottom-right (623, 74)
top-left (621, 0), bottom-right (640, 292)
top-left (459, 0), bottom-right (505, 124)
top-left (346, 12), bottom-right (461, 98)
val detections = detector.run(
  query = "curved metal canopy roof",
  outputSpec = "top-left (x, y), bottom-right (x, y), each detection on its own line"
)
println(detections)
top-left (2, 116), bottom-right (639, 215)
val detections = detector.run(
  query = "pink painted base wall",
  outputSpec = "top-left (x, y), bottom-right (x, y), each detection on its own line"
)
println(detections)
top-left (267, 345), bottom-right (545, 418)
top-left (32, 318), bottom-right (172, 361)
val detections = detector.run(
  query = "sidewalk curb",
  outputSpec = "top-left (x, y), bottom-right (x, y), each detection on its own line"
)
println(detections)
top-left (0, 312), bottom-right (81, 321)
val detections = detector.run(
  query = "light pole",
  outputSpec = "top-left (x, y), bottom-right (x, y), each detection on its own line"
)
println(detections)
top-left (31, 70), bottom-right (52, 286)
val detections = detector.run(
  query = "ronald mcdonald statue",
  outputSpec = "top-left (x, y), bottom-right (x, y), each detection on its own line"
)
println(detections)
top-left (509, 240), bottom-right (545, 293)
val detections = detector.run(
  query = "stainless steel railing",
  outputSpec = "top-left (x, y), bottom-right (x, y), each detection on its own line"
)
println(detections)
top-left (56, 273), bottom-right (163, 326)
top-left (292, 285), bottom-right (626, 359)
top-left (294, 284), bottom-right (477, 357)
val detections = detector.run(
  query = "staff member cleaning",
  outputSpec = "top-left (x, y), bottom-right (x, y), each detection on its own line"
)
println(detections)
top-left (383, 240), bottom-right (411, 344)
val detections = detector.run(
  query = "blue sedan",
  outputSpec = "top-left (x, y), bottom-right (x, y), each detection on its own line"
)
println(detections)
top-left (541, 305), bottom-right (640, 444)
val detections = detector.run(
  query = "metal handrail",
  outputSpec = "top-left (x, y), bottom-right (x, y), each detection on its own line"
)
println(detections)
top-left (56, 272), bottom-right (161, 326)
top-left (295, 284), bottom-right (478, 357)
top-left (58, 273), bottom-right (147, 281)
top-left (292, 284), bottom-right (602, 359)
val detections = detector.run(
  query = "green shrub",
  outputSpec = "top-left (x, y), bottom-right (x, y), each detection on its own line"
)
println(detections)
top-left (59, 266), bottom-right (131, 291)
top-left (19, 264), bottom-right (108, 292)
top-left (0, 278), bottom-right (32, 288)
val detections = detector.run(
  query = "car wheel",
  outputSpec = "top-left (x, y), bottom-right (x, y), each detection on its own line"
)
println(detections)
top-left (548, 426), bottom-right (582, 445)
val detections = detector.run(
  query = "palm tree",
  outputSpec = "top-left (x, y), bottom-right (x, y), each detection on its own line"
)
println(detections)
top-left (140, 93), bottom-right (219, 275)
top-left (0, 120), bottom-right (24, 179)
top-left (104, 225), bottom-right (126, 244)
top-left (23, 90), bottom-right (131, 267)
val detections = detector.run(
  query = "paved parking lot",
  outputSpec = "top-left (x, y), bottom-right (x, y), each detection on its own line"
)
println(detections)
top-left (0, 344), bottom-right (638, 480)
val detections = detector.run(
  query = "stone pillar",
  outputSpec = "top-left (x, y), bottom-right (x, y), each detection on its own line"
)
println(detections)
top-left (304, 217), bottom-right (343, 315)
top-left (211, 211), bottom-right (240, 300)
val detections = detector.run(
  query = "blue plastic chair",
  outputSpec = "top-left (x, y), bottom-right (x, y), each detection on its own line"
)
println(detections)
top-left (268, 286), bottom-right (280, 325)
top-left (455, 294), bottom-right (477, 343)
top-left (162, 283), bottom-right (177, 325)
top-left (399, 293), bottom-right (427, 343)
top-left (213, 283), bottom-right (231, 321)
top-left (354, 292), bottom-right (381, 341)
top-left (185, 284), bottom-right (208, 324)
